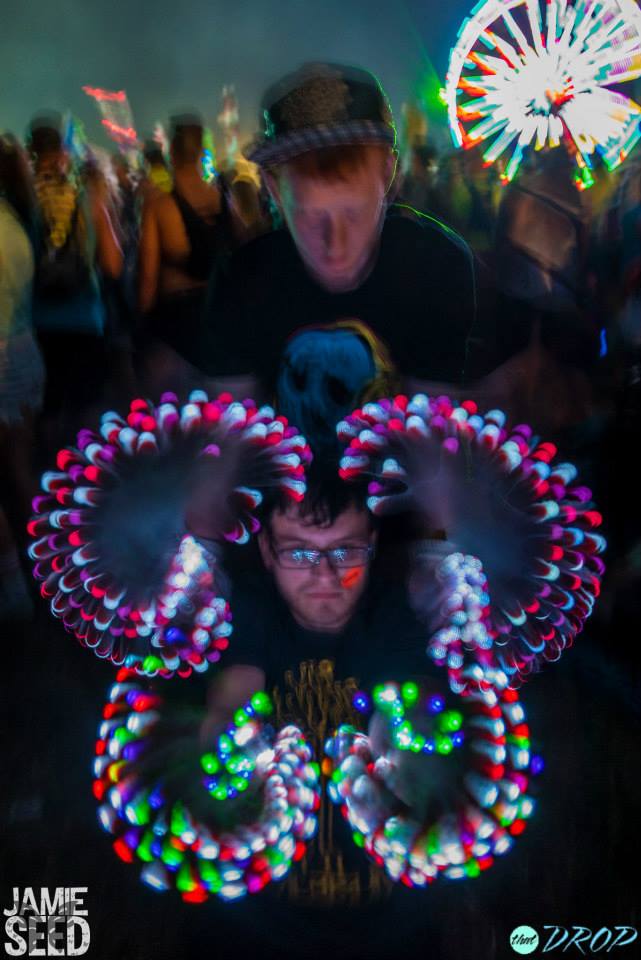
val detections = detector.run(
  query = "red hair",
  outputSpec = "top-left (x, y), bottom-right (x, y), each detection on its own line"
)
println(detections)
top-left (273, 143), bottom-right (391, 183)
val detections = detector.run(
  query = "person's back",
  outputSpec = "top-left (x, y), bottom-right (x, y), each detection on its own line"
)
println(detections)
top-left (28, 113), bottom-right (121, 443)
top-left (137, 115), bottom-right (233, 394)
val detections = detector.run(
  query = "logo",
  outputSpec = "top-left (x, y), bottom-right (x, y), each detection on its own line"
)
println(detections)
top-left (509, 925), bottom-right (638, 954)
top-left (3, 888), bottom-right (90, 957)
top-left (511, 926), bottom-right (540, 954)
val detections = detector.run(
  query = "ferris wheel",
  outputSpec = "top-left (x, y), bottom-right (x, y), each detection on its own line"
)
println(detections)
top-left (445, 0), bottom-right (641, 185)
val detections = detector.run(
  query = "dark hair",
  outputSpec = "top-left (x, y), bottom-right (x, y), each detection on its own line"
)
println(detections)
top-left (262, 458), bottom-right (370, 532)
top-left (143, 139), bottom-right (166, 166)
top-left (28, 112), bottom-right (63, 157)
top-left (170, 113), bottom-right (203, 165)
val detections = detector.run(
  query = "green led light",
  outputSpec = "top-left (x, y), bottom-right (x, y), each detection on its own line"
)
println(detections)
top-left (176, 862), bottom-right (196, 893)
top-left (136, 831), bottom-right (155, 863)
top-left (201, 753), bottom-right (220, 775)
top-left (438, 710), bottom-right (463, 733)
top-left (250, 692), bottom-right (272, 716)
top-left (114, 727), bottom-right (136, 745)
top-left (142, 655), bottom-right (163, 673)
top-left (353, 832), bottom-right (365, 848)
top-left (234, 708), bottom-right (248, 727)
top-left (128, 800), bottom-right (150, 827)
top-left (161, 840), bottom-right (183, 868)
top-left (507, 734), bottom-right (530, 749)
top-left (198, 861), bottom-right (222, 891)
top-left (465, 859), bottom-right (481, 878)
top-left (170, 803), bottom-right (188, 836)
top-left (435, 733), bottom-right (453, 755)
top-left (401, 682), bottom-right (419, 706)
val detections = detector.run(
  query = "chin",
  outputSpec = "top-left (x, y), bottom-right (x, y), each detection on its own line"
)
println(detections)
top-left (300, 601), bottom-right (351, 631)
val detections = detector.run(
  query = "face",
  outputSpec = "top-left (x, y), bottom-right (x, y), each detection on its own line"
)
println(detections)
top-left (259, 504), bottom-right (376, 633)
top-left (267, 148), bottom-right (393, 293)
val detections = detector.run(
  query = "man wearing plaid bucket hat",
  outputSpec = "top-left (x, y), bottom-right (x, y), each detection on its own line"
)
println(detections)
top-left (202, 62), bottom-right (477, 401)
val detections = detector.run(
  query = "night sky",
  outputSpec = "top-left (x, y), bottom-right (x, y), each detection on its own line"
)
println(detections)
top-left (1, 0), bottom-right (466, 150)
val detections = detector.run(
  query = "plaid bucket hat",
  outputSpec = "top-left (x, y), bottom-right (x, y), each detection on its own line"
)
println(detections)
top-left (245, 62), bottom-right (397, 168)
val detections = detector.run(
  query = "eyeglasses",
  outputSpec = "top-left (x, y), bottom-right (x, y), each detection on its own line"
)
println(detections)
top-left (273, 545), bottom-right (374, 570)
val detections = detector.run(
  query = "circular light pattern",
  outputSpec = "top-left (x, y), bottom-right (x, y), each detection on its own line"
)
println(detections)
top-left (359, 682), bottom-right (465, 756)
top-left (28, 391), bottom-right (311, 678)
top-left (445, 0), bottom-right (641, 186)
top-left (337, 394), bottom-right (605, 685)
top-left (94, 669), bottom-right (320, 903)
top-left (326, 680), bottom-right (538, 887)
top-left (201, 692), bottom-right (273, 801)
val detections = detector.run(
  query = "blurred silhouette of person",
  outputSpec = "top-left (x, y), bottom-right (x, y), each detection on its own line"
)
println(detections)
top-left (28, 111), bottom-right (122, 446)
top-left (0, 134), bottom-right (44, 618)
top-left (138, 113), bottom-right (234, 397)
top-left (140, 139), bottom-right (173, 201)
top-left (486, 148), bottom-right (598, 433)
top-left (399, 143), bottom-right (442, 219)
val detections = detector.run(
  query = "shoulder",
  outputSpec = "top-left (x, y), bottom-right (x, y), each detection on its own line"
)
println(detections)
top-left (384, 205), bottom-right (474, 265)
top-left (231, 227), bottom-right (293, 270)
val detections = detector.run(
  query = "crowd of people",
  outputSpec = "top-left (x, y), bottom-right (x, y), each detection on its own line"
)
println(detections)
top-left (2, 60), bottom-right (640, 960)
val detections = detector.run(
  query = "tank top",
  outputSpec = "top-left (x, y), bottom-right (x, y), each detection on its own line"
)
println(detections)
top-left (171, 186), bottom-right (230, 282)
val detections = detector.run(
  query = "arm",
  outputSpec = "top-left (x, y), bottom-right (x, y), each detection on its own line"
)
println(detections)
top-left (138, 198), bottom-right (161, 314)
top-left (92, 199), bottom-right (123, 280)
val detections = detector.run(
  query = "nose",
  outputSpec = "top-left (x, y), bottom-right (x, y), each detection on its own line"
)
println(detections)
top-left (323, 215), bottom-right (348, 262)
top-left (311, 554), bottom-right (339, 581)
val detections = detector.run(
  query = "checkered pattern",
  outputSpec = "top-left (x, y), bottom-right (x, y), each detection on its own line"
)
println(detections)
top-left (246, 119), bottom-right (395, 167)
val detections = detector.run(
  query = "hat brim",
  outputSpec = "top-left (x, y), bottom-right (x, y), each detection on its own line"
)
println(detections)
top-left (245, 120), bottom-right (395, 167)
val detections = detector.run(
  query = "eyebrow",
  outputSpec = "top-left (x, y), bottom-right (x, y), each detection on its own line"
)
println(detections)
top-left (274, 539), bottom-right (369, 550)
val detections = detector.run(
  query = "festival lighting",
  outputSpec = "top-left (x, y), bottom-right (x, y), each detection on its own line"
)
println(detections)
top-left (95, 670), bottom-right (320, 902)
top-left (445, 0), bottom-right (641, 183)
top-left (326, 680), bottom-right (539, 886)
top-left (28, 391), bottom-right (311, 677)
top-left (83, 85), bottom-right (139, 151)
top-left (337, 394), bottom-right (605, 685)
top-left (201, 692), bottom-right (273, 800)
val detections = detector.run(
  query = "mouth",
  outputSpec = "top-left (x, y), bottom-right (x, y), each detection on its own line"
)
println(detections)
top-left (306, 592), bottom-right (342, 600)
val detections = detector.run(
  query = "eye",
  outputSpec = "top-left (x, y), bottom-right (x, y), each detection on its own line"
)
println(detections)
top-left (290, 549), bottom-right (307, 564)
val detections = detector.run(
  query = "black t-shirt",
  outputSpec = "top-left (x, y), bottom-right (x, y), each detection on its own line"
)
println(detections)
top-left (201, 207), bottom-right (477, 394)
top-left (224, 570), bottom-right (433, 691)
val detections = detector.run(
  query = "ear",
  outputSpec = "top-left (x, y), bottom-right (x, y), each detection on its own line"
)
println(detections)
top-left (258, 529), bottom-right (274, 571)
top-left (263, 170), bottom-right (282, 209)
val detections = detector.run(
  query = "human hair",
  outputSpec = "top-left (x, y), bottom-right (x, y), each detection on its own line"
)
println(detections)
top-left (169, 114), bottom-right (204, 166)
top-left (261, 459), bottom-right (371, 535)
top-left (28, 112), bottom-right (63, 159)
top-left (143, 139), bottom-right (166, 166)
top-left (0, 134), bottom-right (37, 242)
top-left (272, 142), bottom-right (392, 184)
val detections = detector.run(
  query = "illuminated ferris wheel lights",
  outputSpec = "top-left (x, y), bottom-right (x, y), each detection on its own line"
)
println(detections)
top-left (446, 0), bottom-right (641, 185)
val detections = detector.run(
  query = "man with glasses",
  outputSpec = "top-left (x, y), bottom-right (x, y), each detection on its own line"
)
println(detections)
top-left (190, 468), bottom-right (454, 954)
top-left (204, 466), bottom-right (424, 706)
